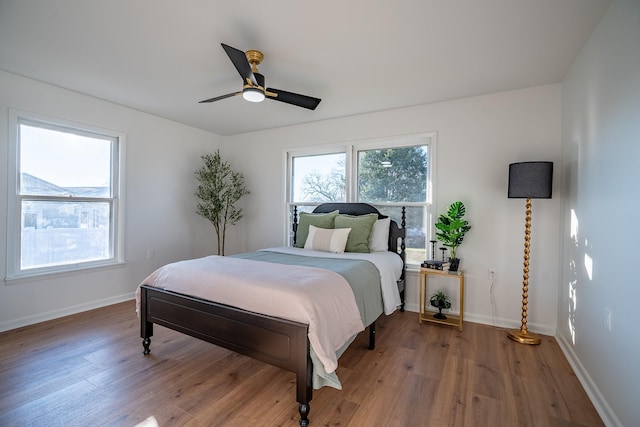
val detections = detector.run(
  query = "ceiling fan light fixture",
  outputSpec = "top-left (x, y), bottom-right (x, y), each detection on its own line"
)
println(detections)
top-left (242, 87), bottom-right (265, 103)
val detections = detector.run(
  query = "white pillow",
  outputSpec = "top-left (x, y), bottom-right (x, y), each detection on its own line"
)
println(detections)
top-left (304, 225), bottom-right (351, 253)
top-left (369, 217), bottom-right (390, 252)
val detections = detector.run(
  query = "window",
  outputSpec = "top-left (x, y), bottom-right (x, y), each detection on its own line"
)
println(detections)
top-left (7, 111), bottom-right (124, 279)
top-left (286, 134), bottom-right (434, 265)
top-left (291, 152), bottom-right (346, 206)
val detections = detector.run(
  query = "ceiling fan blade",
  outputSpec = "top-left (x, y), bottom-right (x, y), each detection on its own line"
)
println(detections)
top-left (221, 43), bottom-right (257, 86)
top-left (198, 92), bottom-right (240, 103)
top-left (266, 88), bottom-right (321, 110)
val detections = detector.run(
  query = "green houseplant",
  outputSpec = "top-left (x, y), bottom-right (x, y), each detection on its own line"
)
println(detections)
top-left (429, 290), bottom-right (452, 319)
top-left (435, 201), bottom-right (471, 271)
top-left (195, 150), bottom-right (249, 256)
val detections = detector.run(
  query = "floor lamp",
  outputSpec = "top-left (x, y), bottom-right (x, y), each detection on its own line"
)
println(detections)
top-left (507, 161), bottom-right (553, 345)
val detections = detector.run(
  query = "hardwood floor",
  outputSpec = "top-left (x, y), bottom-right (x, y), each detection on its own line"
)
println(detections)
top-left (0, 301), bottom-right (603, 427)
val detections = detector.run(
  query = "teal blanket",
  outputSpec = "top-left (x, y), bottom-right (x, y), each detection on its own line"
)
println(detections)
top-left (231, 250), bottom-right (383, 327)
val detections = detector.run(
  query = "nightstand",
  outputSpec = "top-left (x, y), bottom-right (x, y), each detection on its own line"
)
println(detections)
top-left (419, 268), bottom-right (465, 331)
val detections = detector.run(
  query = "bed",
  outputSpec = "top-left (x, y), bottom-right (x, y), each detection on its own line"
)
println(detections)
top-left (137, 202), bottom-right (406, 426)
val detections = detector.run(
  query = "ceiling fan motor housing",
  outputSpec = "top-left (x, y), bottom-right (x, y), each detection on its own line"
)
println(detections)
top-left (245, 49), bottom-right (264, 69)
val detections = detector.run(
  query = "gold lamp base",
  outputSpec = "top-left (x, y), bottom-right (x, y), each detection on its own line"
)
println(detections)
top-left (507, 328), bottom-right (541, 345)
top-left (508, 197), bottom-right (542, 346)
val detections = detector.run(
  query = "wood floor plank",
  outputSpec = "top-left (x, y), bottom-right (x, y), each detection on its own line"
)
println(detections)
top-left (0, 301), bottom-right (604, 426)
top-left (0, 379), bottom-right (100, 427)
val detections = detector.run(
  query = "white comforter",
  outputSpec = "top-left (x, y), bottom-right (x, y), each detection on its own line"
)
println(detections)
top-left (263, 246), bottom-right (403, 315)
top-left (136, 255), bottom-right (365, 374)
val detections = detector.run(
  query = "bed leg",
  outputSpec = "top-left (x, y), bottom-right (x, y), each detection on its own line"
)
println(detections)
top-left (141, 319), bottom-right (153, 355)
top-left (369, 321), bottom-right (376, 350)
top-left (400, 288), bottom-right (406, 312)
top-left (142, 337), bottom-right (151, 355)
top-left (298, 403), bottom-right (310, 426)
top-left (139, 286), bottom-right (154, 355)
top-left (296, 337), bottom-right (313, 427)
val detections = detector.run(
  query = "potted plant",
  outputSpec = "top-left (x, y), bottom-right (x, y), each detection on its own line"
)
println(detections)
top-left (435, 201), bottom-right (471, 271)
top-left (429, 290), bottom-right (452, 319)
top-left (195, 150), bottom-right (250, 256)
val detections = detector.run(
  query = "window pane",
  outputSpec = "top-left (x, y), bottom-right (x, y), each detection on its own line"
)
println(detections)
top-left (375, 205), bottom-right (426, 265)
top-left (357, 146), bottom-right (428, 203)
top-left (361, 146), bottom-right (429, 265)
top-left (21, 200), bottom-right (111, 269)
top-left (19, 123), bottom-right (113, 197)
top-left (292, 153), bottom-right (345, 203)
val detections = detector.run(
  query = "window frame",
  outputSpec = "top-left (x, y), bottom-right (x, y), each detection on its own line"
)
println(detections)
top-left (6, 109), bottom-right (126, 282)
top-left (284, 132), bottom-right (436, 266)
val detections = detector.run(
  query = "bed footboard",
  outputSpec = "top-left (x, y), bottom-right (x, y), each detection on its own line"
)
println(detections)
top-left (139, 284), bottom-right (313, 426)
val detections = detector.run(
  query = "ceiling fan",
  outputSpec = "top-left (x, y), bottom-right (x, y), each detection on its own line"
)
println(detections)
top-left (199, 43), bottom-right (321, 110)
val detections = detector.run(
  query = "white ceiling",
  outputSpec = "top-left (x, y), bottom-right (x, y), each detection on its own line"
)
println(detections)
top-left (0, 0), bottom-right (611, 136)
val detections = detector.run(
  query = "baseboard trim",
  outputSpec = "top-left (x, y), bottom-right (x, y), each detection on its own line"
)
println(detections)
top-left (0, 292), bottom-right (135, 332)
top-left (402, 304), bottom-right (556, 336)
top-left (555, 332), bottom-right (622, 427)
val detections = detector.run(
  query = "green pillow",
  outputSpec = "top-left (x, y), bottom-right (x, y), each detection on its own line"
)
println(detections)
top-left (334, 213), bottom-right (378, 253)
top-left (294, 210), bottom-right (339, 248)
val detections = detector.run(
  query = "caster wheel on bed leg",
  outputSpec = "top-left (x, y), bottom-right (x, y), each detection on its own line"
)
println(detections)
top-left (298, 403), bottom-right (310, 426)
top-left (142, 338), bottom-right (151, 355)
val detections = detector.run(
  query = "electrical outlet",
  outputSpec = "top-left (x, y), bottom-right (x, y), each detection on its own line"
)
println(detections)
top-left (147, 248), bottom-right (155, 259)
top-left (488, 269), bottom-right (495, 280)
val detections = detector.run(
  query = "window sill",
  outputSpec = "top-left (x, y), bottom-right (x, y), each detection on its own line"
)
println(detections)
top-left (4, 261), bottom-right (127, 286)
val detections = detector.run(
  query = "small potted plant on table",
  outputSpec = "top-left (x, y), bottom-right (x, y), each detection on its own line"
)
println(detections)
top-left (429, 290), bottom-right (452, 319)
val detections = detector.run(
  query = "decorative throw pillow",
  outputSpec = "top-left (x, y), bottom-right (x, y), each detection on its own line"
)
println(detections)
top-left (294, 210), bottom-right (339, 248)
top-left (304, 225), bottom-right (351, 253)
top-left (369, 217), bottom-right (391, 252)
top-left (334, 213), bottom-right (378, 253)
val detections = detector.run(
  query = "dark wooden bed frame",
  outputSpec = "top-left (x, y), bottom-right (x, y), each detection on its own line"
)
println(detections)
top-left (139, 203), bottom-right (406, 426)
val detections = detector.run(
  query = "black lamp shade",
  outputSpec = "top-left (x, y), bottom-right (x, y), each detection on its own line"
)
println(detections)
top-left (508, 161), bottom-right (553, 199)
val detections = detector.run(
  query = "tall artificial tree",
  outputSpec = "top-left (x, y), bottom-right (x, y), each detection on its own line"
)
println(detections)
top-left (195, 150), bottom-right (249, 255)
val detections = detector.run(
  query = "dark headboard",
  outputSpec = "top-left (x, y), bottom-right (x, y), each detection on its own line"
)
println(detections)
top-left (309, 203), bottom-right (405, 256)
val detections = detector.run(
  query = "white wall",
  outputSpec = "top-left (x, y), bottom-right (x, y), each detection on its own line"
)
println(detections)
top-left (223, 84), bottom-right (562, 335)
top-left (558, 0), bottom-right (640, 426)
top-left (0, 70), bottom-right (222, 331)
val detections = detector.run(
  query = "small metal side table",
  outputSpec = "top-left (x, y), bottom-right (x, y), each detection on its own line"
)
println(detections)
top-left (419, 268), bottom-right (465, 331)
